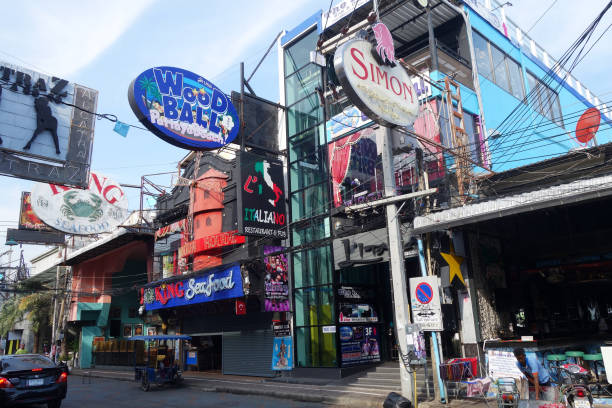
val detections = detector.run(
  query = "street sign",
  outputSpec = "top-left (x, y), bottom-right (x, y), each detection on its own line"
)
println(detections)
top-left (409, 276), bottom-right (443, 331)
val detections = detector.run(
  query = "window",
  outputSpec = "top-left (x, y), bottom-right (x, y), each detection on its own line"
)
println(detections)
top-left (490, 44), bottom-right (511, 93)
top-left (293, 246), bottom-right (333, 288)
top-left (506, 57), bottom-right (525, 100)
top-left (473, 31), bottom-right (493, 80)
top-left (526, 71), bottom-right (564, 127)
top-left (287, 94), bottom-right (323, 137)
top-left (473, 31), bottom-right (526, 101)
top-left (292, 217), bottom-right (330, 246)
top-left (295, 286), bottom-right (334, 326)
top-left (290, 183), bottom-right (329, 222)
top-left (284, 30), bottom-right (319, 77)
top-left (295, 326), bottom-right (336, 367)
top-left (286, 64), bottom-right (321, 106)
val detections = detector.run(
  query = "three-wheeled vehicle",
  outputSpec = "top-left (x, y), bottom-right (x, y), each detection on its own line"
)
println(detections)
top-left (132, 334), bottom-right (191, 391)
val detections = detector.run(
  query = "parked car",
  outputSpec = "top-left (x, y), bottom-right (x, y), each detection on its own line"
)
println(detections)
top-left (0, 354), bottom-right (67, 408)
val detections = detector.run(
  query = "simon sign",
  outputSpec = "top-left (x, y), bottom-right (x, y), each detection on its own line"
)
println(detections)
top-left (128, 66), bottom-right (240, 150)
top-left (31, 171), bottom-right (129, 235)
top-left (334, 38), bottom-right (418, 127)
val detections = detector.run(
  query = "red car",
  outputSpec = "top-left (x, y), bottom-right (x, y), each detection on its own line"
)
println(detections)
top-left (0, 354), bottom-right (67, 408)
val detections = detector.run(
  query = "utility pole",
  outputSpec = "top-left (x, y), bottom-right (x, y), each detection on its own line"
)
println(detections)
top-left (51, 264), bottom-right (59, 359)
top-left (381, 126), bottom-right (413, 401)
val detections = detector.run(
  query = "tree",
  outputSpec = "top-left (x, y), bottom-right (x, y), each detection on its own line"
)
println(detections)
top-left (19, 293), bottom-right (53, 353)
top-left (0, 296), bottom-right (25, 342)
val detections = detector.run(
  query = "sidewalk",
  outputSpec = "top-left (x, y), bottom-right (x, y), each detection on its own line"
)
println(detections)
top-left (72, 367), bottom-right (454, 407)
top-left (72, 368), bottom-right (384, 407)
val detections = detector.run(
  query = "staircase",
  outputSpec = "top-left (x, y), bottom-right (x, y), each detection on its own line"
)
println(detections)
top-left (342, 361), bottom-right (436, 400)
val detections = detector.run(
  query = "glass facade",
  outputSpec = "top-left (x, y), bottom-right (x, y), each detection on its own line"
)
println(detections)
top-left (284, 28), bottom-right (335, 368)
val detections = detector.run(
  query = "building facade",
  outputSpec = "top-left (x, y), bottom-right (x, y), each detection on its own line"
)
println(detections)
top-left (278, 0), bottom-right (607, 377)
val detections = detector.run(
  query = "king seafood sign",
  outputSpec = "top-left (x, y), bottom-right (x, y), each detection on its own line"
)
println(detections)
top-left (31, 171), bottom-right (129, 235)
top-left (141, 263), bottom-right (244, 310)
top-left (334, 38), bottom-right (418, 127)
top-left (128, 66), bottom-right (240, 150)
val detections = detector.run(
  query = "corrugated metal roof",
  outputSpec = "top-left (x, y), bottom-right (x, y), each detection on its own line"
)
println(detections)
top-left (412, 173), bottom-right (612, 234)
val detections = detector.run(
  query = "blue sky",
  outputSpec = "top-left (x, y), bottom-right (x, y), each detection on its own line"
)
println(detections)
top-left (0, 0), bottom-right (610, 266)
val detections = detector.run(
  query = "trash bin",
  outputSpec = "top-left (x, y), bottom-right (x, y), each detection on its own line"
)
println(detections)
top-left (383, 392), bottom-right (412, 408)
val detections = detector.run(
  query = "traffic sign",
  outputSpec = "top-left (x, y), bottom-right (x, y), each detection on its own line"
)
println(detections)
top-left (415, 282), bottom-right (433, 304)
top-left (409, 276), bottom-right (443, 331)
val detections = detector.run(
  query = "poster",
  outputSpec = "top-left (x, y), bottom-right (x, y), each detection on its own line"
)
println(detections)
top-left (339, 325), bottom-right (380, 367)
top-left (123, 324), bottom-right (132, 338)
top-left (147, 327), bottom-right (157, 336)
top-left (19, 192), bottom-right (53, 231)
top-left (264, 246), bottom-right (290, 312)
top-left (271, 336), bottom-right (293, 370)
top-left (409, 276), bottom-right (443, 331)
top-left (134, 324), bottom-right (143, 336)
top-left (339, 303), bottom-right (378, 323)
top-left (162, 254), bottom-right (174, 278)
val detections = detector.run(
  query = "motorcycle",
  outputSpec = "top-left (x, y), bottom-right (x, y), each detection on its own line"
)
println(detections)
top-left (555, 364), bottom-right (593, 408)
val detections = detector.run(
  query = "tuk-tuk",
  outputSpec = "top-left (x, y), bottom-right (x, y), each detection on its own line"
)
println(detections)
top-left (132, 334), bottom-right (191, 391)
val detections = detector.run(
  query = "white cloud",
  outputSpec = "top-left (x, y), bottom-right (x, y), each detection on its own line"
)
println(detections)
top-left (0, 0), bottom-right (156, 78)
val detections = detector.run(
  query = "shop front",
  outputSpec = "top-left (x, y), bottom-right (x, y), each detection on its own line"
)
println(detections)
top-left (141, 262), bottom-right (276, 377)
top-left (412, 169), bottom-right (612, 397)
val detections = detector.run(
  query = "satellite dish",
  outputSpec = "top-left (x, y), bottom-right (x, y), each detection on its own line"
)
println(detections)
top-left (575, 107), bottom-right (601, 144)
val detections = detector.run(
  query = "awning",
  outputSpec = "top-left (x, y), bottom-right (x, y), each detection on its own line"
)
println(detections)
top-left (412, 173), bottom-right (612, 234)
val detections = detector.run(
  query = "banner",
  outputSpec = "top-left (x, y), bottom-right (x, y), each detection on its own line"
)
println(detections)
top-left (264, 246), bottom-right (290, 312)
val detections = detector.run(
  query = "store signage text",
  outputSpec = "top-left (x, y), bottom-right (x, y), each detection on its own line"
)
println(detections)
top-left (238, 151), bottom-right (287, 239)
top-left (338, 239), bottom-right (388, 268)
top-left (128, 66), bottom-right (240, 150)
top-left (142, 264), bottom-right (243, 310)
top-left (334, 39), bottom-right (418, 127)
top-left (178, 230), bottom-right (245, 258)
top-left (155, 219), bottom-right (186, 240)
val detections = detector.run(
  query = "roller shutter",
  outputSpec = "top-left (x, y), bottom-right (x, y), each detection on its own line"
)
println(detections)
top-left (222, 330), bottom-right (275, 377)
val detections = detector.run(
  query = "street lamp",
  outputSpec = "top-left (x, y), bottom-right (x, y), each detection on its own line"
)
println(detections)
top-left (492, 2), bottom-right (513, 11)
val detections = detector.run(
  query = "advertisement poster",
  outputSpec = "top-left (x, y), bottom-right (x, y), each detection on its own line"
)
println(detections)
top-left (264, 246), bottom-right (290, 312)
top-left (19, 192), bottom-right (52, 231)
top-left (339, 303), bottom-right (378, 323)
top-left (339, 325), bottom-right (381, 367)
top-left (271, 336), bottom-right (293, 370)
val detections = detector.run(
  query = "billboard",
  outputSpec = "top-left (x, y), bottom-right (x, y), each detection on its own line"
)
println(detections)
top-left (0, 63), bottom-right (98, 188)
top-left (5, 191), bottom-right (66, 245)
top-left (31, 171), bottom-right (129, 235)
top-left (19, 192), bottom-right (53, 231)
top-left (129, 66), bottom-right (240, 150)
top-left (237, 151), bottom-right (287, 239)
top-left (231, 92), bottom-right (279, 152)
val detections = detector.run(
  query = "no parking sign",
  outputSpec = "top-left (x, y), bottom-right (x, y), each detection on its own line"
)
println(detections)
top-left (409, 276), bottom-right (443, 331)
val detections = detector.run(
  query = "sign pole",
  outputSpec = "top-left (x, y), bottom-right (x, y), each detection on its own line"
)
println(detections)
top-left (381, 126), bottom-right (413, 401)
top-left (417, 238), bottom-right (447, 403)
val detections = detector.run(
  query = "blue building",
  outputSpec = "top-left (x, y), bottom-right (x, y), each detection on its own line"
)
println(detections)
top-left (278, 0), bottom-right (610, 379)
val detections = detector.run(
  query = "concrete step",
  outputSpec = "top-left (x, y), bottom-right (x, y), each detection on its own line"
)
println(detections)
top-left (353, 377), bottom-right (402, 386)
